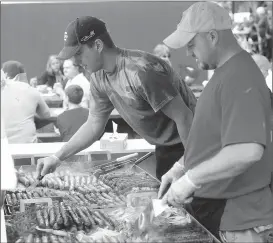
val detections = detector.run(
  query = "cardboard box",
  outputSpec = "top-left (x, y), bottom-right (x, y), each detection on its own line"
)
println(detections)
top-left (100, 132), bottom-right (128, 151)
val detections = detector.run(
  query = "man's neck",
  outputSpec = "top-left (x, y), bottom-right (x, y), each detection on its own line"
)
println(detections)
top-left (217, 43), bottom-right (243, 68)
top-left (103, 46), bottom-right (120, 74)
top-left (68, 103), bottom-right (81, 110)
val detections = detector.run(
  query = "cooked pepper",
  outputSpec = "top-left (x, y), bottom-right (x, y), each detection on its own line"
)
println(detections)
top-left (86, 176), bottom-right (92, 185)
top-left (59, 202), bottom-right (69, 227)
top-left (5, 194), bottom-right (13, 205)
top-left (72, 194), bottom-right (84, 205)
top-left (57, 236), bottom-right (66, 243)
top-left (84, 194), bottom-right (95, 204)
top-left (42, 208), bottom-right (50, 229)
top-left (32, 192), bottom-right (40, 198)
top-left (25, 233), bottom-right (34, 243)
top-left (76, 193), bottom-right (89, 204)
top-left (36, 209), bottom-right (46, 228)
top-left (75, 207), bottom-right (91, 227)
top-left (55, 177), bottom-right (64, 190)
top-left (21, 193), bottom-right (28, 200)
top-left (93, 211), bottom-right (111, 228)
top-left (76, 186), bottom-right (87, 195)
top-left (74, 176), bottom-right (80, 189)
top-left (53, 222), bottom-right (61, 230)
top-left (96, 210), bottom-right (115, 230)
top-left (86, 208), bottom-right (104, 226)
top-left (54, 205), bottom-right (63, 225)
top-left (64, 175), bottom-right (70, 190)
top-left (80, 176), bottom-right (86, 186)
top-left (15, 237), bottom-right (24, 243)
top-left (47, 178), bottom-right (54, 189)
top-left (49, 178), bottom-right (59, 190)
top-left (81, 207), bottom-right (95, 226)
top-left (48, 207), bottom-right (56, 227)
top-left (26, 191), bottom-right (33, 199)
top-left (34, 235), bottom-right (41, 243)
top-left (41, 234), bottom-right (49, 243)
top-left (18, 176), bottom-right (30, 187)
top-left (69, 176), bottom-right (75, 191)
top-left (11, 193), bottom-right (18, 205)
top-left (49, 234), bottom-right (59, 243)
top-left (66, 205), bottom-right (81, 226)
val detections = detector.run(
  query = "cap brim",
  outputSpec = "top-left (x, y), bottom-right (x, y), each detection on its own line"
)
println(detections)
top-left (163, 30), bottom-right (196, 49)
top-left (57, 45), bottom-right (81, 60)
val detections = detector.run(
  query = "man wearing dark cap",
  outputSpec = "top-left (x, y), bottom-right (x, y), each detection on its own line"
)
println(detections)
top-left (36, 16), bottom-right (196, 181)
top-left (158, 2), bottom-right (273, 242)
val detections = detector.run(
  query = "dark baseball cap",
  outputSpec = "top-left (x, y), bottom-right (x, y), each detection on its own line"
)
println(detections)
top-left (57, 16), bottom-right (107, 60)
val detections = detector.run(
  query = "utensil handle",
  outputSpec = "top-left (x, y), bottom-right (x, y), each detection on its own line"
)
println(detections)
top-left (116, 153), bottom-right (138, 162)
top-left (159, 183), bottom-right (171, 199)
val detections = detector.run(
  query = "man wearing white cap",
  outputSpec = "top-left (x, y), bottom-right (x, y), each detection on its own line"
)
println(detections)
top-left (159, 2), bottom-right (273, 242)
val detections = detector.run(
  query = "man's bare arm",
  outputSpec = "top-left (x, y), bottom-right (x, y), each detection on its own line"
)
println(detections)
top-left (161, 94), bottom-right (194, 166)
top-left (188, 143), bottom-right (264, 186)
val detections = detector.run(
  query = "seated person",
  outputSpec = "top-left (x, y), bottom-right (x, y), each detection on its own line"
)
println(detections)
top-left (252, 54), bottom-right (272, 91)
top-left (63, 58), bottom-right (90, 108)
top-left (153, 43), bottom-right (172, 66)
top-left (1, 61), bottom-right (51, 143)
top-left (37, 55), bottom-right (65, 88)
top-left (55, 85), bottom-right (89, 142)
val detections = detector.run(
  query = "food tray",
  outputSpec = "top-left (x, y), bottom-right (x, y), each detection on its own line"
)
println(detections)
top-left (5, 153), bottom-right (219, 243)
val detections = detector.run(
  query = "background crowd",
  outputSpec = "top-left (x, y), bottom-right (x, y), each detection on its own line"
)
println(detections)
top-left (1, 1), bottom-right (272, 149)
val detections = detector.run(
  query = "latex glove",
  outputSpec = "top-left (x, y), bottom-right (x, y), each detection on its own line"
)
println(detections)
top-left (36, 155), bottom-right (61, 178)
top-left (158, 161), bottom-right (185, 199)
top-left (162, 172), bottom-right (200, 207)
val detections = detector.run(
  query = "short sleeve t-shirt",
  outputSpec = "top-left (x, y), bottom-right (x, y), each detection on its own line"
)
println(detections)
top-left (89, 48), bottom-right (196, 146)
top-left (65, 73), bottom-right (90, 108)
top-left (184, 50), bottom-right (273, 230)
top-left (1, 81), bottom-right (47, 143)
top-left (56, 107), bottom-right (89, 142)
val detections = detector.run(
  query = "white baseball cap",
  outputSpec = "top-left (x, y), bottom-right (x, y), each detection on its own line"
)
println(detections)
top-left (163, 1), bottom-right (232, 49)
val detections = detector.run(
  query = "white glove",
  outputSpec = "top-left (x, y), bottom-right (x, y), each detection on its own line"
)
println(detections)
top-left (158, 162), bottom-right (185, 199)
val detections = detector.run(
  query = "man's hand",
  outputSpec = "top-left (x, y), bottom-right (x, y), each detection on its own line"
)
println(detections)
top-left (36, 155), bottom-right (61, 178)
top-left (162, 173), bottom-right (200, 207)
top-left (158, 162), bottom-right (185, 199)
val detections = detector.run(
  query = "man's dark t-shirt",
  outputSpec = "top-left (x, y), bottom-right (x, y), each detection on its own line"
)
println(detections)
top-left (184, 50), bottom-right (273, 231)
top-left (56, 107), bottom-right (89, 142)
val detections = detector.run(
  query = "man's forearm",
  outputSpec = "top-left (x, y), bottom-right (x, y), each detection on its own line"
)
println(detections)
top-left (55, 117), bottom-right (107, 161)
top-left (188, 143), bottom-right (264, 186)
top-left (177, 120), bottom-right (192, 148)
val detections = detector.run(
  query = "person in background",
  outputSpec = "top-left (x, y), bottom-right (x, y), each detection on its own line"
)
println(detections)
top-left (55, 85), bottom-right (89, 142)
top-left (255, 6), bottom-right (272, 61)
top-left (63, 58), bottom-right (90, 109)
top-left (153, 44), bottom-right (172, 66)
top-left (35, 16), bottom-right (196, 181)
top-left (160, 2), bottom-right (273, 242)
top-left (37, 55), bottom-right (65, 88)
top-left (252, 54), bottom-right (272, 92)
top-left (1, 61), bottom-right (51, 143)
top-left (1, 117), bottom-right (17, 243)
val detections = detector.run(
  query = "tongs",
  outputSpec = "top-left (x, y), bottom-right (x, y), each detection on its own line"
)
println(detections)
top-left (26, 175), bottom-right (44, 192)
top-left (93, 153), bottom-right (139, 177)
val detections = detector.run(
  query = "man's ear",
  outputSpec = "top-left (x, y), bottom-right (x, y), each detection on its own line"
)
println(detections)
top-left (208, 30), bottom-right (219, 46)
top-left (94, 39), bottom-right (104, 53)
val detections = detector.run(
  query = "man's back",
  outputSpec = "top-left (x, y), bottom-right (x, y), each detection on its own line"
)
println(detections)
top-left (2, 82), bottom-right (43, 143)
top-left (90, 48), bottom-right (196, 146)
top-left (56, 107), bottom-right (89, 142)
